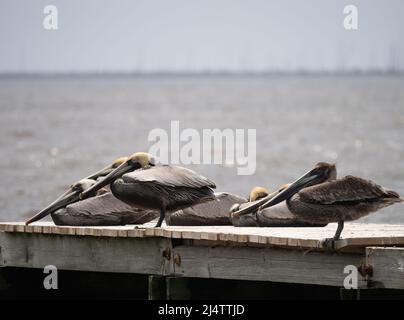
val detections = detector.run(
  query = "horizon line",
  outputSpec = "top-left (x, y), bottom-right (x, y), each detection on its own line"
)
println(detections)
top-left (1, 69), bottom-right (404, 78)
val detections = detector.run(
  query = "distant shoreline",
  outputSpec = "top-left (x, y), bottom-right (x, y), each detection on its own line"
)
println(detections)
top-left (0, 70), bottom-right (403, 79)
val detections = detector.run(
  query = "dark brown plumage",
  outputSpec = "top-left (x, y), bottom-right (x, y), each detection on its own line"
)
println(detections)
top-left (166, 192), bottom-right (247, 226)
top-left (51, 192), bottom-right (159, 226)
top-left (285, 175), bottom-right (402, 225)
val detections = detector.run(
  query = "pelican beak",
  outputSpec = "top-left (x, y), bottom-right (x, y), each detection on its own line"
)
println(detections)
top-left (80, 160), bottom-right (139, 199)
top-left (231, 167), bottom-right (327, 217)
top-left (86, 164), bottom-right (115, 180)
top-left (25, 189), bottom-right (80, 225)
top-left (230, 191), bottom-right (278, 217)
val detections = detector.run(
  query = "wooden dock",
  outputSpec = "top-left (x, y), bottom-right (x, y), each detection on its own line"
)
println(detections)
top-left (1, 221), bottom-right (404, 299)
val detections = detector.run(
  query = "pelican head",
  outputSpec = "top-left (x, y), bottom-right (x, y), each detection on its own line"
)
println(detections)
top-left (112, 156), bottom-right (129, 167)
top-left (311, 162), bottom-right (337, 182)
top-left (86, 156), bottom-right (129, 180)
top-left (231, 162), bottom-right (337, 217)
top-left (128, 152), bottom-right (156, 168)
top-left (248, 186), bottom-right (269, 202)
top-left (257, 161), bottom-right (336, 207)
top-left (25, 178), bottom-right (96, 225)
top-left (230, 186), bottom-right (269, 217)
top-left (80, 152), bottom-right (155, 199)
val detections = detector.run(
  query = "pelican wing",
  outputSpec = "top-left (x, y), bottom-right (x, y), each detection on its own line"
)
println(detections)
top-left (182, 192), bottom-right (247, 217)
top-left (297, 175), bottom-right (398, 205)
top-left (52, 192), bottom-right (159, 226)
top-left (167, 192), bottom-right (247, 226)
top-left (122, 165), bottom-right (216, 189)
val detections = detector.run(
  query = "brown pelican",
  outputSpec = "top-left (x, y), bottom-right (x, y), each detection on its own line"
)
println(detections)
top-left (231, 162), bottom-right (402, 248)
top-left (51, 192), bottom-right (159, 226)
top-left (25, 157), bottom-right (128, 225)
top-left (166, 192), bottom-right (248, 226)
top-left (230, 185), bottom-right (328, 227)
top-left (80, 152), bottom-right (216, 227)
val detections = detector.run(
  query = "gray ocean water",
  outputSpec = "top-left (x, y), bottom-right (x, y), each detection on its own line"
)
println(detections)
top-left (0, 74), bottom-right (403, 223)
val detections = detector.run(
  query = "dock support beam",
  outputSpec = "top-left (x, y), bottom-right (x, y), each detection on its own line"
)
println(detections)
top-left (166, 277), bottom-right (192, 300)
top-left (148, 276), bottom-right (192, 300)
top-left (339, 288), bottom-right (360, 300)
top-left (148, 275), bottom-right (166, 300)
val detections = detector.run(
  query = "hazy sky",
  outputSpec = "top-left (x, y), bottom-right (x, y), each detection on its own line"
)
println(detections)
top-left (0, 0), bottom-right (403, 72)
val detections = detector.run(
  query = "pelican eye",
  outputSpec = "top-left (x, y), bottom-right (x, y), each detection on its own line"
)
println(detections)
top-left (149, 156), bottom-right (156, 166)
top-left (129, 158), bottom-right (138, 165)
top-left (312, 167), bottom-right (324, 176)
top-left (72, 184), bottom-right (82, 192)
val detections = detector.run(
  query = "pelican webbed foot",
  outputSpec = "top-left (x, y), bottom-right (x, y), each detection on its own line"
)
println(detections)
top-left (320, 238), bottom-right (336, 252)
top-left (320, 221), bottom-right (345, 252)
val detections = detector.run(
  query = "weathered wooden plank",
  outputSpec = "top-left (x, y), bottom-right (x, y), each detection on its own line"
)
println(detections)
top-left (116, 229), bottom-right (128, 237)
top-left (248, 234), bottom-right (259, 243)
top-left (52, 226), bottom-right (76, 235)
top-left (74, 227), bottom-right (86, 236)
top-left (41, 224), bottom-right (53, 234)
top-left (163, 229), bottom-right (173, 238)
top-left (237, 234), bottom-right (249, 243)
top-left (91, 228), bottom-right (105, 237)
top-left (24, 224), bottom-right (35, 233)
top-left (129, 228), bottom-right (146, 238)
top-left (200, 232), bottom-right (218, 241)
top-left (171, 245), bottom-right (366, 287)
top-left (4, 224), bottom-right (14, 232)
top-left (170, 230), bottom-right (182, 239)
top-left (223, 233), bottom-right (236, 242)
top-left (0, 232), bottom-right (172, 275)
top-left (366, 247), bottom-right (404, 290)
top-left (154, 228), bottom-right (165, 237)
top-left (217, 233), bottom-right (229, 242)
top-left (145, 228), bottom-right (156, 237)
top-left (181, 231), bottom-right (201, 240)
top-left (100, 228), bottom-right (119, 237)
